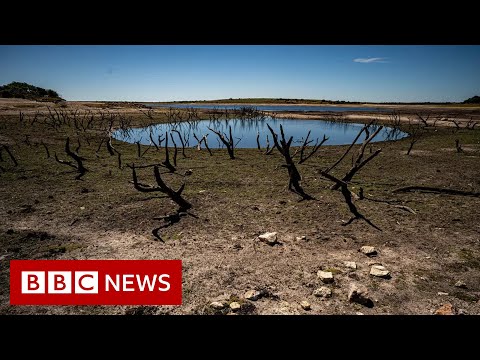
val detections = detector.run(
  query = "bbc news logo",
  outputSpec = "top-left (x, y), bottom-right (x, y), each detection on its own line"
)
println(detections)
top-left (10, 260), bottom-right (182, 305)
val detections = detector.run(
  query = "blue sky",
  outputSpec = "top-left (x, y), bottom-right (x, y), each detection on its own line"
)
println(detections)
top-left (0, 45), bottom-right (479, 102)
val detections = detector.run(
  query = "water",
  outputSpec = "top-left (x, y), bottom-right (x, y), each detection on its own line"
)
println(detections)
top-left (113, 117), bottom-right (407, 149)
top-left (143, 103), bottom-right (387, 113)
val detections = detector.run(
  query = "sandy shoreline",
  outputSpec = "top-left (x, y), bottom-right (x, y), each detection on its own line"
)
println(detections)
top-left (1, 99), bottom-right (479, 128)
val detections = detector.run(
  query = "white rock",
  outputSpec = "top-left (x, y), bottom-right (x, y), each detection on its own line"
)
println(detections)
top-left (210, 301), bottom-right (225, 309)
top-left (348, 283), bottom-right (372, 306)
top-left (455, 281), bottom-right (467, 289)
top-left (317, 270), bottom-right (334, 283)
top-left (300, 301), bottom-right (311, 310)
top-left (296, 236), bottom-right (307, 241)
top-left (437, 292), bottom-right (449, 296)
top-left (230, 302), bottom-right (241, 312)
top-left (313, 286), bottom-right (332, 298)
top-left (360, 246), bottom-right (377, 256)
top-left (258, 232), bottom-right (278, 245)
top-left (245, 290), bottom-right (262, 301)
top-left (356, 312), bottom-right (364, 315)
top-left (344, 261), bottom-right (357, 270)
top-left (370, 265), bottom-right (390, 278)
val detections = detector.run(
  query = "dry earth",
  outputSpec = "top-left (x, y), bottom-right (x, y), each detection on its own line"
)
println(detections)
top-left (1, 99), bottom-right (479, 315)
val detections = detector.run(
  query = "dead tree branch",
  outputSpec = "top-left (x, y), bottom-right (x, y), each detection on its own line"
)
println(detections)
top-left (209, 126), bottom-right (235, 159)
top-left (319, 170), bottom-right (381, 230)
top-left (2, 145), bottom-right (18, 166)
top-left (392, 186), bottom-right (480, 197)
top-left (331, 125), bottom-right (383, 190)
top-left (171, 129), bottom-right (187, 158)
top-left (267, 124), bottom-right (314, 200)
top-left (54, 137), bottom-right (88, 180)
top-left (162, 132), bottom-right (176, 172)
top-left (131, 164), bottom-right (191, 211)
top-left (298, 131), bottom-right (329, 164)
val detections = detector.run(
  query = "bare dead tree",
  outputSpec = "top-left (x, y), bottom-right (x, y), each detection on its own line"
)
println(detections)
top-left (30, 111), bottom-right (41, 126)
top-left (330, 124), bottom-right (383, 190)
top-left (297, 131), bottom-right (329, 164)
top-left (392, 186), bottom-right (480, 197)
top-left (139, 108), bottom-right (154, 120)
top-left (265, 135), bottom-right (275, 155)
top-left (202, 134), bottom-right (213, 156)
top-left (149, 131), bottom-right (159, 151)
top-left (2, 145), bottom-right (18, 166)
top-left (131, 164), bottom-right (191, 211)
top-left (158, 134), bottom-right (165, 148)
top-left (170, 133), bottom-right (178, 166)
top-left (451, 119), bottom-right (461, 132)
top-left (325, 124), bottom-right (367, 173)
top-left (106, 135), bottom-right (122, 169)
top-left (416, 112), bottom-right (431, 127)
top-left (39, 142), bottom-right (49, 159)
top-left (466, 117), bottom-right (478, 130)
top-left (54, 137), bottom-right (88, 180)
top-left (209, 126), bottom-right (235, 159)
top-left (136, 141), bottom-right (142, 158)
top-left (256, 131), bottom-right (261, 150)
top-left (162, 132), bottom-right (176, 172)
top-left (455, 139), bottom-right (463, 153)
top-left (319, 170), bottom-right (381, 230)
top-left (267, 124), bottom-right (314, 200)
top-left (406, 119), bottom-right (424, 155)
top-left (171, 129), bottom-right (187, 158)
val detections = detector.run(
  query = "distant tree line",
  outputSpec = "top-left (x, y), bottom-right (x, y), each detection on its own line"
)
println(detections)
top-left (0, 82), bottom-right (63, 101)
top-left (463, 95), bottom-right (480, 104)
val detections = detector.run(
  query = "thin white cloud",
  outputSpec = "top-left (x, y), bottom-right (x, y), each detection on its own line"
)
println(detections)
top-left (353, 57), bottom-right (388, 63)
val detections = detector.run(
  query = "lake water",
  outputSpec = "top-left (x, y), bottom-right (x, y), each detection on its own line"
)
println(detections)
top-left (143, 103), bottom-right (387, 113)
top-left (113, 117), bottom-right (407, 149)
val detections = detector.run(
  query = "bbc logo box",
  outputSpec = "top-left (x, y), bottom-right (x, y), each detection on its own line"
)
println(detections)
top-left (10, 260), bottom-right (182, 305)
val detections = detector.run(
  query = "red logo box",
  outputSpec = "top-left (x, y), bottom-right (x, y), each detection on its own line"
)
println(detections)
top-left (10, 260), bottom-right (182, 305)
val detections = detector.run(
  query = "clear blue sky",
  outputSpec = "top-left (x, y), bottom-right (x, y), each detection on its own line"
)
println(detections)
top-left (1, 45), bottom-right (479, 102)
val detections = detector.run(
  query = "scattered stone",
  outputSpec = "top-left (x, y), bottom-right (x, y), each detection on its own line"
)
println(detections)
top-left (245, 290), bottom-right (262, 301)
top-left (348, 283), bottom-right (373, 307)
top-left (457, 309), bottom-right (467, 315)
top-left (270, 301), bottom-right (301, 315)
top-left (370, 265), bottom-right (391, 279)
top-left (425, 256), bottom-right (431, 259)
top-left (210, 301), bottom-right (225, 310)
top-left (258, 232), bottom-right (278, 246)
top-left (360, 246), bottom-right (377, 256)
top-left (229, 302), bottom-right (241, 312)
top-left (344, 261), bottom-right (357, 270)
top-left (317, 271), bottom-right (334, 283)
top-left (420, 276), bottom-right (428, 281)
top-left (198, 190), bottom-right (206, 194)
top-left (313, 286), bottom-right (332, 298)
top-left (355, 312), bottom-right (364, 315)
top-left (455, 280), bottom-right (467, 289)
top-left (367, 260), bottom-right (382, 266)
top-left (296, 236), bottom-right (307, 241)
top-left (437, 292), bottom-right (449, 296)
top-left (434, 303), bottom-right (456, 315)
top-left (300, 301), bottom-right (311, 310)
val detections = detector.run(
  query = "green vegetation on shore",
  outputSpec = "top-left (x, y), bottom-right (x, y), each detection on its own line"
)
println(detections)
top-left (0, 82), bottom-right (64, 102)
